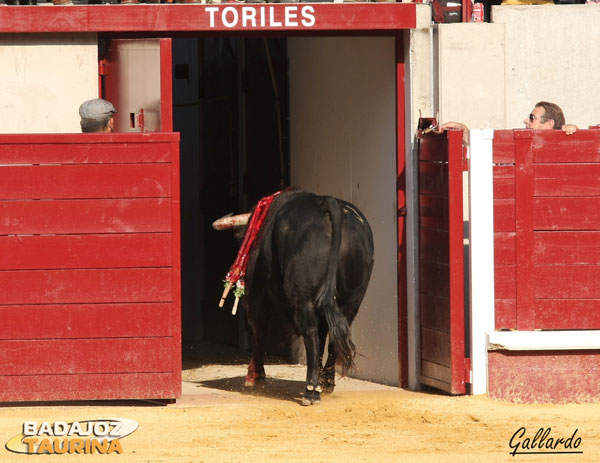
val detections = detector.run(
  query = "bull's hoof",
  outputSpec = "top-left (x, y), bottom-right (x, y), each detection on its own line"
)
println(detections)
top-left (321, 384), bottom-right (335, 395)
top-left (300, 393), bottom-right (321, 406)
top-left (301, 395), bottom-right (321, 406)
top-left (319, 366), bottom-right (336, 394)
top-left (244, 374), bottom-right (266, 387)
top-left (300, 386), bottom-right (322, 406)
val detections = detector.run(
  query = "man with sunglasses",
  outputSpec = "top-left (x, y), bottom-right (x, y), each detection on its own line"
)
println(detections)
top-left (524, 101), bottom-right (578, 135)
top-left (439, 101), bottom-right (578, 146)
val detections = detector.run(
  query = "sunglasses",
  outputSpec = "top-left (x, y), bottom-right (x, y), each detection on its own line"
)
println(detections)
top-left (528, 113), bottom-right (547, 123)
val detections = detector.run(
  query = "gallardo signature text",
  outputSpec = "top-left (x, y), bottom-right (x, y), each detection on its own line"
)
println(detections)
top-left (509, 427), bottom-right (582, 456)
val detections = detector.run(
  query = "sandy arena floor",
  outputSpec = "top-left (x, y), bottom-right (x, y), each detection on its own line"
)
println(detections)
top-left (1, 355), bottom-right (599, 463)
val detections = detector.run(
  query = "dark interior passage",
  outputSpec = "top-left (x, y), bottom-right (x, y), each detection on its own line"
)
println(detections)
top-left (173, 37), bottom-right (290, 360)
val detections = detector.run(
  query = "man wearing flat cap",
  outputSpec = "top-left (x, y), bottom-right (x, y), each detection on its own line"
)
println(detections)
top-left (79, 98), bottom-right (117, 133)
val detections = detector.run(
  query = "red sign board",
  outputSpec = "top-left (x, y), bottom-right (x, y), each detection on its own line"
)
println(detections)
top-left (0, 4), bottom-right (416, 34)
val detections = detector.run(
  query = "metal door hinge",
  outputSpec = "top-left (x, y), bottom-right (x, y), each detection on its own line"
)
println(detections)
top-left (98, 59), bottom-right (108, 76)
top-left (464, 357), bottom-right (472, 384)
top-left (462, 148), bottom-right (470, 172)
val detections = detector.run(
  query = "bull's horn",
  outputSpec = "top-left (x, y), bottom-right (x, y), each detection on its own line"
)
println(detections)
top-left (212, 213), bottom-right (251, 231)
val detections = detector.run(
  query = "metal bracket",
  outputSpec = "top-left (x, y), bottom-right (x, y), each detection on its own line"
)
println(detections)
top-left (464, 357), bottom-right (472, 384)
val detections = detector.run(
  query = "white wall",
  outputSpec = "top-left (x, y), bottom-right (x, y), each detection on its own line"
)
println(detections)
top-left (494, 5), bottom-right (600, 129)
top-left (405, 4), bottom-right (441, 390)
top-left (434, 23), bottom-right (506, 130)
top-left (407, 5), bottom-right (437, 136)
top-left (429, 6), bottom-right (600, 131)
top-left (0, 34), bottom-right (98, 134)
top-left (288, 37), bottom-right (399, 386)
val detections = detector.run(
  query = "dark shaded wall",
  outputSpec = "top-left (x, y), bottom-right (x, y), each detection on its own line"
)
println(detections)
top-left (173, 37), bottom-right (289, 354)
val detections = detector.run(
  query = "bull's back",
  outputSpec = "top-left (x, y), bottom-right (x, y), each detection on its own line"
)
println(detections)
top-left (271, 193), bottom-right (337, 292)
top-left (269, 193), bottom-right (373, 308)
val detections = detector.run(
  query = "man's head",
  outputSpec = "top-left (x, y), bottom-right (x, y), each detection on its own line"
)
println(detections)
top-left (524, 101), bottom-right (565, 130)
top-left (79, 98), bottom-right (116, 133)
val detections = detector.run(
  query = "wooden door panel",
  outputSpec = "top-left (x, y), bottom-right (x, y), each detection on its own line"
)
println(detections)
top-left (418, 129), bottom-right (468, 395)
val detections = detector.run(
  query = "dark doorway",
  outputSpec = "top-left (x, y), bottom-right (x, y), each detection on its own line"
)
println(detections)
top-left (173, 37), bottom-right (290, 360)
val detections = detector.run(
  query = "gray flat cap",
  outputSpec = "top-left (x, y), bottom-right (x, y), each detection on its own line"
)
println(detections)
top-left (79, 98), bottom-right (117, 120)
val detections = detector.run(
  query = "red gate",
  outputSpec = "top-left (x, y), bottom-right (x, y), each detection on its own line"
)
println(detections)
top-left (0, 132), bottom-right (181, 402)
top-left (417, 129), bottom-right (469, 394)
top-left (494, 129), bottom-right (600, 330)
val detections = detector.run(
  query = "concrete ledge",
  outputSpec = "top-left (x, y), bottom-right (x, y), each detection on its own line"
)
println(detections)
top-left (487, 330), bottom-right (600, 351)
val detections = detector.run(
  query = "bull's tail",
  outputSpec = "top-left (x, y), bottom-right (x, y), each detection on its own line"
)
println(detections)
top-left (315, 197), bottom-right (356, 375)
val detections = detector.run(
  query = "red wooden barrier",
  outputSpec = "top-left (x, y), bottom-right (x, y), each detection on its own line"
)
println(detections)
top-left (0, 133), bottom-right (181, 402)
top-left (493, 129), bottom-right (600, 330)
top-left (418, 129), bottom-right (468, 395)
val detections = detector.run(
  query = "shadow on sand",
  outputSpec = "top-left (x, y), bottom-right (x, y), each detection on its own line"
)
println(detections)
top-left (190, 375), bottom-right (308, 405)
top-left (182, 342), bottom-right (311, 405)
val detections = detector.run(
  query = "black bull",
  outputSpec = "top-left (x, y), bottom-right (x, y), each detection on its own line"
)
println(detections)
top-left (224, 190), bottom-right (374, 406)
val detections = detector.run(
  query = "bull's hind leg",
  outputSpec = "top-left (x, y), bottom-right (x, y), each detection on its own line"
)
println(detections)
top-left (301, 326), bottom-right (322, 406)
top-left (318, 316), bottom-right (336, 394)
top-left (245, 327), bottom-right (266, 387)
top-left (319, 344), bottom-right (336, 394)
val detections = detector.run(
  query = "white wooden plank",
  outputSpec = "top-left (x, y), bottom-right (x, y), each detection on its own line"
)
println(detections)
top-left (468, 129), bottom-right (496, 395)
top-left (488, 330), bottom-right (600, 351)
